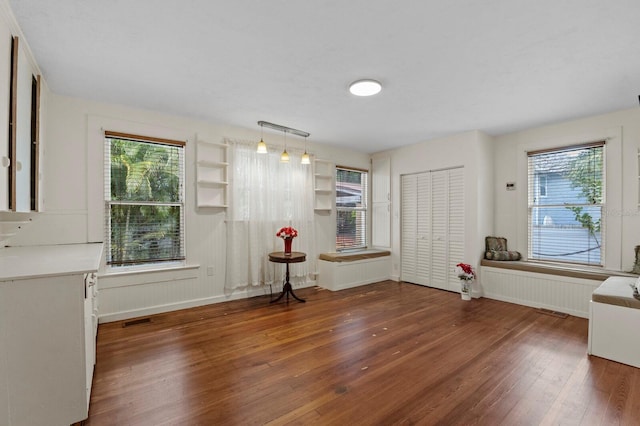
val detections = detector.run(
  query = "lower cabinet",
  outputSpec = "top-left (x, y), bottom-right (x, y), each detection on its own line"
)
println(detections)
top-left (0, 272), bottom-right (98, 426)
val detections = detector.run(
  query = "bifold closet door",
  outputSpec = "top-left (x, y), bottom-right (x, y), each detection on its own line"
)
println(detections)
top-left (401, 168), bottom-right (464, 291)
top-left (446, 168), bottom-right (465, 292)
top-left (400, 174), bottom-right (418, 284)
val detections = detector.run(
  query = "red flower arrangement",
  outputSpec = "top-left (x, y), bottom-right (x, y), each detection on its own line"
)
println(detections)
top-left (455, 263), bottom-right (475, 281)
top-left (276, 226), bottom-right (298, 239)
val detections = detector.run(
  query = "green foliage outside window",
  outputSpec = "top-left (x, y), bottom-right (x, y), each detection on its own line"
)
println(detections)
top-left (107, 138), bottom-right (184, 266)
top-left (564, 147), bottom-right (602, 244)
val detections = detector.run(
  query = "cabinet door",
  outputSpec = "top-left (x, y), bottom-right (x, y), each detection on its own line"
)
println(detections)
top-left (4, 275), bottom-right (88, 425)
top-left (84, 273), bottom-right (98, 405)
top-left (371, 203), bottom-right (390, 247)
top-left (0, 282), bottom-right (8, 423)
top-left (372, 156), bottom-right (391, 247)
top-left (0, 25), bottom-right (12, 211)
top-left (372, 156), bottom-right (390, 203)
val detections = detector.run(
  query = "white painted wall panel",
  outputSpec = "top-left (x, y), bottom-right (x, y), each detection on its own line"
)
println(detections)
top-left (481, 266), bottom-right (601, 318)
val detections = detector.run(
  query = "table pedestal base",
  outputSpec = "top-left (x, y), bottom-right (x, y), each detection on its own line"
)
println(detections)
top-left (268, 251), bottom-right (307, 304)
top-left (271, 282), bottom-right (306, 303)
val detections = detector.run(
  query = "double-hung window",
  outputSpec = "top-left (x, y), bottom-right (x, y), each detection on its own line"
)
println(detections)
top-left (527, 142), bottom-right (604, 266)
top-left (336, 166), bottom-right (368, 250)
top-left (105, 132), bottom-right (185, 267)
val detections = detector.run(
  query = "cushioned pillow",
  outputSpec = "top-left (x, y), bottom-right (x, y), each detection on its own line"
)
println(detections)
top-left (485, 236), bottom-right (507, 252)
top-left (486, 250), bottom-right (521, 261)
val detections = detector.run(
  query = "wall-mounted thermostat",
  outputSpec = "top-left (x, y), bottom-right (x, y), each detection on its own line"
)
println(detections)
top-left (506, 182), bottom-right (516, 191)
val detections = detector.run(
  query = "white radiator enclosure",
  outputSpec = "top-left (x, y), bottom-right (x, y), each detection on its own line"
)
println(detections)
top-left (481, 266), bottom-right (603, 318)
top-left (318, 256), bottom-right (391, 291)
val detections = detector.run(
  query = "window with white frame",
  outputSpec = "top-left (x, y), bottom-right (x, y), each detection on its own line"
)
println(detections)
top-left (104, 132), bottom-right (185, 266)
top-left (336, 166), bottom-right (368, 250)
top-left (527, 142), bottom-right (604, 266)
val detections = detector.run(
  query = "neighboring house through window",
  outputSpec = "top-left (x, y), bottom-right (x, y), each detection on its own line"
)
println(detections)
top-left (336, 166), bottom-right (368, 250)
top-left (104, 132), bottom-right (185, 267)
top-left (527, 142), bottom-right (604, 266)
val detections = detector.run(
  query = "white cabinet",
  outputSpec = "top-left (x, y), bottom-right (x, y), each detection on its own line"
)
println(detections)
top-left (314, 159), bottom-right (333, 212)
top-left (196, 140), bottom-right (228, 208)
top-left (371, 156), bottom-right (391, 247)
top-left (0, 243), bottom-right (102, 426)
top-left (0, 32), bottom-right (41, 213)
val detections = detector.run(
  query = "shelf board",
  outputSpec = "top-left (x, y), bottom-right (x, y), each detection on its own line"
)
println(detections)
top-left (198, 141), bottom-right (228, 148)
top-left (314, 189), bottom-right (333, 194)
top-left (314, 208), bottom-right (332, 212)
top-left (197, 180), bottom-right (228, 187)
top-left (315, 174), bottom-right (332, 178)
top-left (198, 160), bottom-right (229, 167)
top-left (197, 204), bottom-right (228, 208)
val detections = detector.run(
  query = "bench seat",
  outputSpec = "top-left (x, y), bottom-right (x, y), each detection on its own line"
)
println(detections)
top-left (588, 277), bottom-right (640, 368)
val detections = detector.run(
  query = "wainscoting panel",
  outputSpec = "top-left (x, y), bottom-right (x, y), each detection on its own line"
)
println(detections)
top-left (481, 267), bottom-right (604, 318)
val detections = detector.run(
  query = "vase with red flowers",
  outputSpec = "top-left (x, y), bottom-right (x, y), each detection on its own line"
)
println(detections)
top-left (276, 226), bottom-right (298, 255)
top-left (455, 262), bottom-right (475, 301)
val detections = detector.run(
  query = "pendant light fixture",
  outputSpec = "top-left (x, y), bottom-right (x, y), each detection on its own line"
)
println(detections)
top-left (301, 136), bottom-right (310, 165)
top-left (257, 123), bottom-right (267, 153)
top-left (280, 130), bottom-right (289, 163)
top-left (256, 121), bottom-right (309, 164)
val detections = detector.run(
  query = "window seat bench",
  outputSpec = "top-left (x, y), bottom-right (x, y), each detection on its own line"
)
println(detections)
top-left (588, 277), bottom-right (640, 368)
top-left (480, 260), bottom-right (636, 319)
top-left (318, 250), bottom-right (391, 291)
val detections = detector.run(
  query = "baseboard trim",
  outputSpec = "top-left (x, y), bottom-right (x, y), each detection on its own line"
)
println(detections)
top-left (99, 281), bottom-right (315, 323)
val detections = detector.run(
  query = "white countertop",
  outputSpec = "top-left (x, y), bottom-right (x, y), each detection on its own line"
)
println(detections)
top-left (0, 243), bottom-right (103, 281)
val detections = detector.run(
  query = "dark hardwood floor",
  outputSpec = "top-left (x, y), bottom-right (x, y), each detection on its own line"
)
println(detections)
top-left (87, 281), bottom-right (640, 425)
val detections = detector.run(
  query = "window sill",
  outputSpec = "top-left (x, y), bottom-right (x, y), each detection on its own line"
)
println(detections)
top-left (480, 259), bottom-right (636, 281)
top-left (100, 262), bottom-right (199, 279)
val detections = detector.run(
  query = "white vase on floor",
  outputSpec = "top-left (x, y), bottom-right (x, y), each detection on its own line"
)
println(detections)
top-left (460, 279), bottom-right (472, 300)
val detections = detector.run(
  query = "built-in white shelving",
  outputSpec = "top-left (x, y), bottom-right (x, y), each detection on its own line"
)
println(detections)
top-left (196, 140), bottom-right (228, 208)
top-left (314, 159), bottom-right (334, 212)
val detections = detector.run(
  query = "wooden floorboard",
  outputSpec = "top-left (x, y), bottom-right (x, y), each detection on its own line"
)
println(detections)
top-left (86, 281), bottom-right (640, 425)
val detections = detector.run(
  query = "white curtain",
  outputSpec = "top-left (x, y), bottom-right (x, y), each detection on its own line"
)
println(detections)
top-left (225, 139), bottom-right (316, 290)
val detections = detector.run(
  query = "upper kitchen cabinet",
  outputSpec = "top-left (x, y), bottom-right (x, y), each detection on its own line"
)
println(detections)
top-left (0, 16), bottom-right (42, 212)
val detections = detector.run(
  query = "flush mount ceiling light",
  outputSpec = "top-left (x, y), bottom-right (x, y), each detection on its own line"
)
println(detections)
top-left (349, 79), bottom-right (382, 96)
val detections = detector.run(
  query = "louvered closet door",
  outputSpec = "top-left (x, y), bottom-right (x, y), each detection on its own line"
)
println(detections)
top-left (400, 174), bottom-right (418, 283)
top-left (446, 168), bottom-right (465, 292)
top-left (401, 167), bottom-right (465, 291)
top-left (415, 172), bottom-right (431, 286)
top-left (429, 170), bottom-right (448, 290)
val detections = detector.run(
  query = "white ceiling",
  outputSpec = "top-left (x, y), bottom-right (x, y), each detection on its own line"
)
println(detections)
top-left (8, 0), bottom-right (640, 153)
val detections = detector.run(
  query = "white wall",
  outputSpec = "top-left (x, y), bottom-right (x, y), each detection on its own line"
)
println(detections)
top-left (493, 107), bottom-right (640, 272)
top-left (9, 93), bottom-right (369, 321)
top-left (376, 130), bottom-right (495, 282)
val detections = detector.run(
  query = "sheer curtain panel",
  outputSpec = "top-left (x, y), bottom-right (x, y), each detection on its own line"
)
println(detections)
top-left (225, 139), bottom-right (316, 290)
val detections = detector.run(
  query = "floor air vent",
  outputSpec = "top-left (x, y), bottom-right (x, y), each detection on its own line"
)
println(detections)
top-left (536, 308), bottom-right (569, 319)
top-left (123, 317), bottom-right (152, 327)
